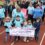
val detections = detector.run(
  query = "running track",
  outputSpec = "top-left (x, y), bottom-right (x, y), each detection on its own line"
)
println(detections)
top-left (0, 0), bottom-right (45, 45)
top-left (0, 22), bottom-right (45, 45)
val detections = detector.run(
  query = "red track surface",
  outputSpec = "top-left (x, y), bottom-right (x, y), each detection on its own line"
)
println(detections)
top-left (0, 23), bottom-right (45, 45)
top-left (42, 37), bottom-right (45, 45)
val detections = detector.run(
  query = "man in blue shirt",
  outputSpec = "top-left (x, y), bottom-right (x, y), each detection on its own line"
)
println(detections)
top-left (33, 4), bottom-right (43, 22)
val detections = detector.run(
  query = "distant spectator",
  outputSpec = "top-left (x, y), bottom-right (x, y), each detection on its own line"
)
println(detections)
top-left (27, 1), bottom-right (34, 23)
top-left (17, 0), bottom-right (30, 9)
top-left (12, 5), bottom-right (25, 21)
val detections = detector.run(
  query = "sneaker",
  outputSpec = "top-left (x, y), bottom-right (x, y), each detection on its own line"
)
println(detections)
top-left (35, 36), bottom-right (38, 42)
top-left (26, 40), bottom-right (29, 42)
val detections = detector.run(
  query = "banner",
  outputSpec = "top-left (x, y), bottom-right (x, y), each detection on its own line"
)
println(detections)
top-left (9, 27), bottom-right (35, 37)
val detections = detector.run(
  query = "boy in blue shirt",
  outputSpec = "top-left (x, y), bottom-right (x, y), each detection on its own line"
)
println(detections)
top-left (13, 15), bottom-right (23, 27)
top-left (13, 15), bottom-right (23, 41)
top-left (23, 20), bottom-right (29, 42)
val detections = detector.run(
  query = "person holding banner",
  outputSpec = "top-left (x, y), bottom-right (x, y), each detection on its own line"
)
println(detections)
top-left (4, 16), bottom-right (12, 42)
top-left (13, 15), bottom-right (23, 41)
top-left (13, 15), bottom-right (23, 27)
top-left (27, 20), bottom-right (33, 28)
top-left (27, 20), bottom-right (36, 40)
top-left (33, 18), bottom-right (40, 41)
top-left (23, 20), bottom-right (29, 42)
top-left (23, 20), bottom-right (36, 42)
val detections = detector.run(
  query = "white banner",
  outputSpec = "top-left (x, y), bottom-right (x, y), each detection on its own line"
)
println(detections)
top-left (9, 27), bottom-right (36, 37)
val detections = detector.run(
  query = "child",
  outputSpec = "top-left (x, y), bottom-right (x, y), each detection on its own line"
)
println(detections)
top-left (13, 15), bottom-right (23, 41)
top-left (27, 20), bottom-right (35, 41)
top-left (12, 6), bottom-right (25, 21)
top-left (0, 5), bottom-right (5, 26)
top-left (33, 18), bottom-right (40, 41)
top-left (27, 2), bottom-right (34, 23)
top-left (23, 20), bottom-right (29, 42)
top-left (4, 16), bottom-right (12, 42)
top-left (27, 20), bottom-right (33, 28)
top-left (13, 15), bottom-right (23, 27)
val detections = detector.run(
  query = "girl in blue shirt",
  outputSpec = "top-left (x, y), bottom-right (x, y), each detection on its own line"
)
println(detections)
top-left (13, 15), bottom-right (23, 41)
top-left (4, 16), bottom-right (12, 42)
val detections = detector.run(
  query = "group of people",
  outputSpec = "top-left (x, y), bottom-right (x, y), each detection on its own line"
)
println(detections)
top-left (0, 0), bottom-right (45, 43)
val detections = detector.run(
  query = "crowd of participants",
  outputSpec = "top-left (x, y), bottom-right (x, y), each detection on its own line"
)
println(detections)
top-left (0, 0), bottom-right (45, 43)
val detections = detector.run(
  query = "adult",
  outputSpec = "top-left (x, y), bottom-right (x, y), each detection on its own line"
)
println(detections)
top-left (12, 5), bottom-right (25, 21)
top-left (33, 0), bottom-right (41, 8)
top-left (27, 1), bottom-right (34, 23)
top-left (33, 4), bottom-right (43, 22)
top-left (17, 0), bottom-right (30, 9)
top-left (0, 4), bottom-right (5, 26)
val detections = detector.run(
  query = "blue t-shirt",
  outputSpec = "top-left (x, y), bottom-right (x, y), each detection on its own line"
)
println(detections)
top-left (12, 9), bottom-right (24, 20)
top-left (0, 8), bottom-right (5, 18)
top-left (27, 6), bottom-right (34, 15)
top-left (4, 21), bottom-right (12, 32)
top-left (14, 19), bottom-right (23, 27)
top-left (27, 24), bottom-right (33, 28)
top-left (33, 8), bottom-right (43, 19)
top-left (23, 25), bottom-right (28, 30)
top-left (4, 21), bottom-right (12, 28)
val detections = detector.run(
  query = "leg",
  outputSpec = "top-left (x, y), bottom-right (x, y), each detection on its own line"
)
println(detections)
top-left (5, 32), bottom-right (9, 42)
top-left (35, 30), bottom-right (39, 41)
top-left (23, 37), bottom-right (27, 42)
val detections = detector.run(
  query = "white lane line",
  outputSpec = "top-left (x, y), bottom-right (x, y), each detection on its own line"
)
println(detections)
top-left (40, 33), bottom-right (45, 45)
top-left (0, 31), bottom-right (5, 35)
top-left (11, 41), bottom-right (14, 45)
